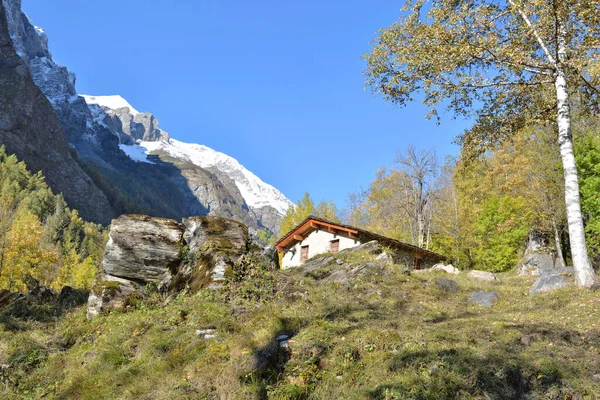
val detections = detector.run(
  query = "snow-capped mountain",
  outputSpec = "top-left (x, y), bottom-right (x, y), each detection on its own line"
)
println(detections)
top-left (121, 139), bottom-right (292, 216)
top-left (84, 96), bottom-right (293, 221)
top-left (2, 0), bottom-right (292, 233)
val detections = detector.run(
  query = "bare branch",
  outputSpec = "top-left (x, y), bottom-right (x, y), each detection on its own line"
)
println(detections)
top-left (507, 0), bottom-right (557, 68)
top-left (464, 80), bottom-right (553, 88)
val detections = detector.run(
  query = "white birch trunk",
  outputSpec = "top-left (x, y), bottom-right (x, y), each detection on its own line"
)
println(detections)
top-left (555, 70), bottom-right (595, 286)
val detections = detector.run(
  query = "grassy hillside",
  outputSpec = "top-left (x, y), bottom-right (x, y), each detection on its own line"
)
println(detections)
top-left (1, 250), bottom-right (599, 399)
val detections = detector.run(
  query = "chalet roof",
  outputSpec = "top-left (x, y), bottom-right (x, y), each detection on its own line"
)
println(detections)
top-left (275, 215), bottom-right (445, 261)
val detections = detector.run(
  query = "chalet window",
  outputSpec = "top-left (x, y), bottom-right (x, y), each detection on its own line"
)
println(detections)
top-left (414, 257), bottom-right (422, 270)
top-left (330, 239), bottom-right (340, 253)
top-left (300, 245), bottom-right (309, 262)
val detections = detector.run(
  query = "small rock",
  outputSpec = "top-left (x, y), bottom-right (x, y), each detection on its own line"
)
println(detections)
top-left (467, 270), bottom-right (496, 282)
top-left (376, 251), bottom-right (393, 265)
top-left (406, 305), bottom-right (424, 314)
top-left (336, 259), bottom-right (344, 265)
top-left (431, 264), bottom-right (460, 274)
top-left (276, 334), bottom-right (289, 341)
top-left (593, 374), bottom-right (600, 382)
top-left (196, 328), bottom-right (217, 339)
top-left (279, 341), bottom-right (289, 349)
top-left (469, 290), bottom-right (499, 307)
top-left (529, 273), bottom-right (567, 295)
top-left (590, 283), bottom-right (600, 292)
top-left (436, 278), bottom-right (458, 292)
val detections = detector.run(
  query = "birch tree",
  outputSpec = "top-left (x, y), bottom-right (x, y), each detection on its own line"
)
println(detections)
top-left (364, 0), bottom-right (600, 286)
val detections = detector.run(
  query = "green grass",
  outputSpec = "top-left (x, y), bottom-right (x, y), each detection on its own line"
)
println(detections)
top-left (1, 254), bottom-right (600, 399)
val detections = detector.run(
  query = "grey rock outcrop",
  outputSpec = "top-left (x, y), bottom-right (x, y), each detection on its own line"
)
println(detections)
top-left (469, 290), bottom-right (499, 307)
top-left (436, 278), bottom-right (459, 292)
top-left (98, 104), bottom-right (169, 143)
top-left (323, 263), bottom-right (386, 284)
top-left (375, 251), bottom-right (393, 265)
top-left (529, 273), bottom-right (567, 295)
top-left (0, 0), bottom-right (113, 224)
top-left (102, 215), bottom-right (183, 283)
top-left (3, 0), bottom-right (106, 146)
top-left (467, 270), bottom-right (497, 282)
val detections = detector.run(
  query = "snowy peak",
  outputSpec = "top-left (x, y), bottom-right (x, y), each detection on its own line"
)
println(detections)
top-left (82, 95), bottom-right (140, 116)
top-left (140, 139), bottom-right (294, 215)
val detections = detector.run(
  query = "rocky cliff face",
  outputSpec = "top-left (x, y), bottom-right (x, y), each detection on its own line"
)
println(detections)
top-left (87, 215), bottom-right (270, 318)
top-left (3, 0), bottom-right (292, 232)
top-left (0, 1), bottom-right (113, 224)
top-left (84, 95), bottom-right (170, 144)
top-left (3, 0), bottom-right (100, 146)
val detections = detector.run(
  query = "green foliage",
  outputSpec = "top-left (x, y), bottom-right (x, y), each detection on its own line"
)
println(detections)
top-left (0, 146), bottom-right (106, 292)
top-left (279, 192), bottom-right (314, 237)
top-left (279, 193), bottom-right (340, 238)
top-left (471, 196), bottom-right (531, 272)
top-left (575, 128), bottom-right (600, 264)
top-left (313, 200), bottom-right (341, 224)
top-left (256, 228), bottom-right (274, 244)
top-left (426, 128), bottom-right (564, 270)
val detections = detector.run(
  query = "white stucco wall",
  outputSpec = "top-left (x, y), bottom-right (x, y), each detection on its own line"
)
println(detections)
top-left (281, 228), bottom-right (361, 269)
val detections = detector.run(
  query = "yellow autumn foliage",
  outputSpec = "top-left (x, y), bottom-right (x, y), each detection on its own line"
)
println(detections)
top-left (0, 211), bottom-right (59, 292)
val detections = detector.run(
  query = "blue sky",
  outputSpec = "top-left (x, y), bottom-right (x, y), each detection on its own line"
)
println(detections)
top-left (24, 0), bottom-right (470, 209)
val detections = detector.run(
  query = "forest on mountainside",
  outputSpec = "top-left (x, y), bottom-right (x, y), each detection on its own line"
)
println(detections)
top-left (0, 146), bottom-right (106, 293)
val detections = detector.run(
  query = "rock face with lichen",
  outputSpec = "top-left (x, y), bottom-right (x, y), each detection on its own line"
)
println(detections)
top-left (87, 214), bottom-right (257, 318)
top-left (102, 215), bottom-right (183, 283)
top-left (171, 216), bottom-right (249, 291)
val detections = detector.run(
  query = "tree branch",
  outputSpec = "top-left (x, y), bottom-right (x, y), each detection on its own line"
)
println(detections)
top-left (579, 74), bottom-right (600, 95)
top-left (507, 0), bottom-right (558, 69)
top-left (462, 80), bottom-right (553, 89)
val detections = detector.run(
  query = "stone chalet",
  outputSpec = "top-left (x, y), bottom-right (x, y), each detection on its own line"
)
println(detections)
top-left (275, 216), bottom-right (445, 270)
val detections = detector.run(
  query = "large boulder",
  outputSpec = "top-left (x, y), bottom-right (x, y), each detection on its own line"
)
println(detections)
top-left (88, 215), bottom-right (257, 317)
top-left (102, 215), bottom-right (183, 284)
